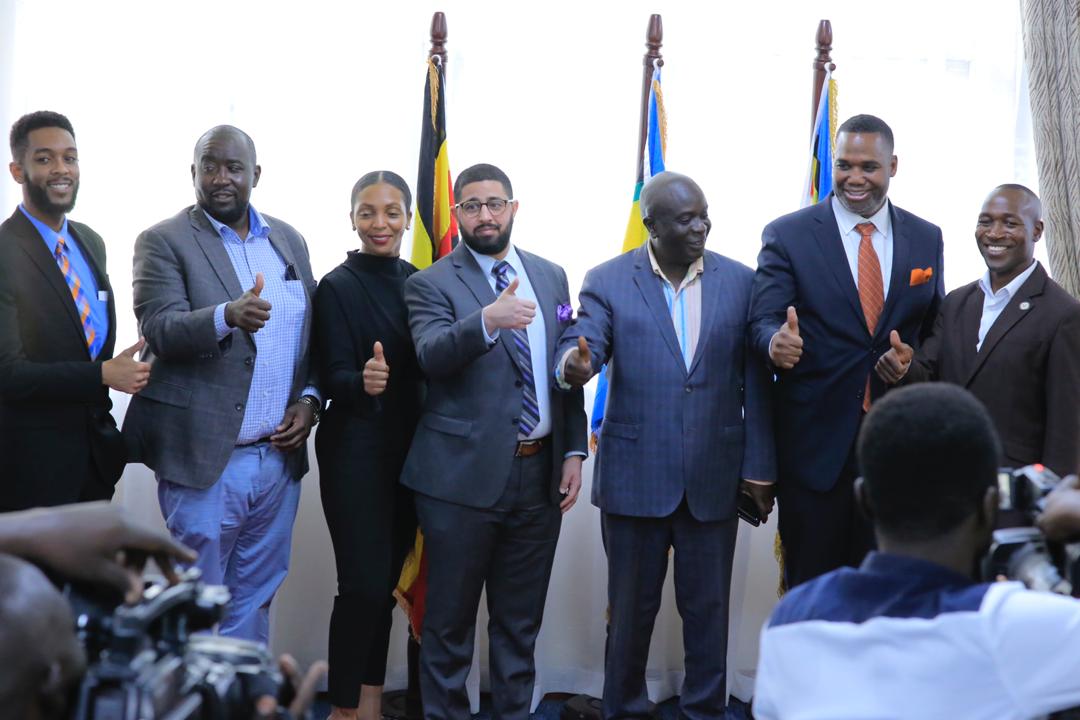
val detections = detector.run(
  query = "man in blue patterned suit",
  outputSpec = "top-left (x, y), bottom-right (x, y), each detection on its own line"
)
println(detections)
top-left (557, 172), bottom-right (776, 720)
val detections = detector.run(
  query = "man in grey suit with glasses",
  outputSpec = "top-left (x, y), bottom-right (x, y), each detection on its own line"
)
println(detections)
top-left (402, 163), bottom-right (587, 720)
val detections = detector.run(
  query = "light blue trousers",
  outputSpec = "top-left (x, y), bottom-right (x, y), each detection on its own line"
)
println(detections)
top-left (157, 443), bottom-right (301, 644)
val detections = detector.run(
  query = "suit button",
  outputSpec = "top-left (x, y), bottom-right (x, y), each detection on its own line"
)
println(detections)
top-left (511, 417), bottom-right (519, 426)
top-left (245, 356), bottom-right (253, 366)
top-left (685, 386), bottom-right (692, 393)
top-left (235, 403), bottom-right (244, 411)
top-left (515, 380), bottom-right (523, 388)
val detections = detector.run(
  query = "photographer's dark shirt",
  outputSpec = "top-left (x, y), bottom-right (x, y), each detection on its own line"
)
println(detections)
top-left (754, 552), bottom-right (1080, 719)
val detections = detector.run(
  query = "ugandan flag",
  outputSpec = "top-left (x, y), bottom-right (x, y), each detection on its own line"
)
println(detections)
top-left (803, 67), bottom-right (838, 207)
top-left (396, 56), bottom-right (457, 643)
top-left (410, 57), bottom-right (458, 269)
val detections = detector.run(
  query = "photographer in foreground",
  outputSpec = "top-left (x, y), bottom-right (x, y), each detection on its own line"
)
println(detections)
top-left (754, 384), bottom-right (1080, 719)
top-left (0, 502), bottom-right (324, 719)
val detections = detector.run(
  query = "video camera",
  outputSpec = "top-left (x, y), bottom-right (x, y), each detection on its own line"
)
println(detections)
top-left (66, 570), bottom-right (297, 719)
top-left (981, 465), bottom-right (1080, 596)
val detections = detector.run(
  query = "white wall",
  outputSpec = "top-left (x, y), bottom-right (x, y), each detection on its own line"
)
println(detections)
top-left (0, 0), bottom-right (1037, 701)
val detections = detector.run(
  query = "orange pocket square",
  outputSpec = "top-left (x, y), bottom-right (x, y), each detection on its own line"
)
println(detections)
top-left (909, 267), bottom-right (933, 286)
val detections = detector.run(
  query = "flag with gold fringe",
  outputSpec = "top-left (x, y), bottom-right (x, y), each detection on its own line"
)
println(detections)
top-left (802, 67), bottom-right (837, 207)
top-left (591, 61), bottom-right (668, 446)
top-left (396, 55), bottom-right (457, 641)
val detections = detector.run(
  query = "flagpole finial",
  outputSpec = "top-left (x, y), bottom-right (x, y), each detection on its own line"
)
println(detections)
top-left (645, 14), bottom-right (663, 68)
top-left (430, 11), bottom-right (448, 66)
top-left (811, 19), bottom-right (835, 128)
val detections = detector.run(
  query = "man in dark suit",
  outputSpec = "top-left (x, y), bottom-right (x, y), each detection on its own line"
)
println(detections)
top-left (401, 164), bottom-right (587, 720)
top-left (875, 184), bottom-right (1080, 477)
top-left (124, 125), bottom-right (319, 643)
top-left (558, 172), bottom-right (775, 719)
top-left (0, 110), bottom-right (149, 511)
top-left (749, 114), bottom-right (944, 588)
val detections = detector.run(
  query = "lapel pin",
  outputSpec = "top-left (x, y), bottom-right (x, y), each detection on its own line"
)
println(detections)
top-left (1019, 301), bottom-right (1031, 311)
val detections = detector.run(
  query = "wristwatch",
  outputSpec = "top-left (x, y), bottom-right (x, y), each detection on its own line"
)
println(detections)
top-left (296, 395), bottom-right (321, 425)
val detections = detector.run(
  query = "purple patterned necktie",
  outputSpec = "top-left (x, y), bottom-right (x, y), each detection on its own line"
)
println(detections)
top-left (493, 261), bottom-right (539, 436)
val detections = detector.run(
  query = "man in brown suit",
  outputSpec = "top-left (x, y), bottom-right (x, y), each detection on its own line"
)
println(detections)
top-left (876, 184), bottom-right (1080, 476)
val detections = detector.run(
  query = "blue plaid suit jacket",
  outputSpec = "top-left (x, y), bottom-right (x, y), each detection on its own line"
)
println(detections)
top-left (557, 245), bottom-right (775, 521)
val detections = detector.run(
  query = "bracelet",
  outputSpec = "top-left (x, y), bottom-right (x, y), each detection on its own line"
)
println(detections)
top-left (296, 395), bottom-right (321, 425)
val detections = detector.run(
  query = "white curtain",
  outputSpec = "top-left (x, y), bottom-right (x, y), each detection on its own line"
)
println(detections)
top-left (1, 0), bottom-right (1036, 703)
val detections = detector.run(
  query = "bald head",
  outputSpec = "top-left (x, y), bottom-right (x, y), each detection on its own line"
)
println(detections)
top-left (0, 555), bottom-right (84, 719)
top-left (193, 125), bottom-right (256, 164)
top-left (988, 184), bottom-right (1041, 222)
top-left (640, 172), bottom-right (711, 271)
top-left (640, 172), bottom-right (704, 220)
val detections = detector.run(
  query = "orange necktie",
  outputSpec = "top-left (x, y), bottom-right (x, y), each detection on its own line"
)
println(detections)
top-left (856, 222), bottom-right (883, 412)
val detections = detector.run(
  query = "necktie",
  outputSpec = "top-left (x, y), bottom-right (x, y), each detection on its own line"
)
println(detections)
top-left (856, 222), bottom-right (884, 412)
top-left (54, 235), bottom-right (99, 359)
top-left (493, 261), bottom-right (539, 436)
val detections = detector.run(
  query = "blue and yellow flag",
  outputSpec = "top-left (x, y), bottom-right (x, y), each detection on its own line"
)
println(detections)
top-left (803, 68), bottom-right (837, 207)
top-left (592, 62), bottom-right (668, 443)
top-left (621, 62), bottom-right (668, 252)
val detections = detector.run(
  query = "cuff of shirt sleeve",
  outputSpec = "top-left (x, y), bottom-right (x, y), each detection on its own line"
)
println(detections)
top-left (481, 313), bottom-right (499, 345)
top-left (743, 479), bottom-right (774, 485)
top-left (554, 347), bottom-right (576, 390)
top-left (214, 303), bottom-right (234, 341)
top-left (564, 451), bottom-right (587, 459)
top-left (299, 386), bottom-right (321, 405)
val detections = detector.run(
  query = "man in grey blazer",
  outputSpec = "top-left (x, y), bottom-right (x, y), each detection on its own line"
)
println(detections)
top-left (124, 125), bottom-right (320, 644)
top-left (402, 164), bottom-right (587, 720)
top-left (558, 173), bottom-right (776, 719)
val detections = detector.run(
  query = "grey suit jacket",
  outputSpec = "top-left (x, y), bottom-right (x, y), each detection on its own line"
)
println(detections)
top-left (401, 242), bottom-right (587, 509)
top-left (124, 206), bottom-right (318, 489)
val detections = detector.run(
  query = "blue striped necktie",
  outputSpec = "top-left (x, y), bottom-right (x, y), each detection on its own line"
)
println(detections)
top-left (493, 261), bottom-right (539, 436)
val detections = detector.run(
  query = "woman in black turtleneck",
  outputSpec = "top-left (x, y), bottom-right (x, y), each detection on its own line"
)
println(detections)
top-left (314, 171), bottom-right (423, 720)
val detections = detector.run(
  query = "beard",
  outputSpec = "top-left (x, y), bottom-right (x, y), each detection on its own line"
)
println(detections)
top-left (199, 200), bottom-right (247, 227)
top-left (460, 216), bottom-right (513, 256)
top-left (836, 184), bottom-right (888, 217)
top-left (25, 177), bottom-right (78, 216)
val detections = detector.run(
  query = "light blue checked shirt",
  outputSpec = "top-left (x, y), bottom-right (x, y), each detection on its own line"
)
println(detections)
top-left (21, 205), bottom-right (108, 360)
top-left (206, 207), bottom-right (317, 444)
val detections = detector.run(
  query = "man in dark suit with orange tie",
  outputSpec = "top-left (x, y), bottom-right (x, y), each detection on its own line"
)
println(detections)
top-left (0, 111), bottom-right (149, 511)
top-left (875, 184), bottom-right (1080, 477)
top-left (749, 114), bottom-right (945, 588)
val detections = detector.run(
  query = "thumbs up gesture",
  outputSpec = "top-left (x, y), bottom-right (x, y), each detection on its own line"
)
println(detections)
top-left (363, 341), bottom-right (390, 396)
top-left (102, 337), bottom-right (152, 394)
top-left (563, 336), bottom-right (594, 387)
top-left (874, 330), bottom-right (914, 384)
top-left (769, 306), bottom-right (804, 370)
top-left (482, 277), bottom-right (537, 335)
top-left (225, 272), bottom-right (272, 333)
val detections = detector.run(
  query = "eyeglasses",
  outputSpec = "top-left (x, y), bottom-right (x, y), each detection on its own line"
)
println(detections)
top-left (455, 198), bottom-right (513, 217)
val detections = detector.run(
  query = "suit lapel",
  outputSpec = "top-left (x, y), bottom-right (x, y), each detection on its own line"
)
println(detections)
top-left (189, 207), bottom-right (244, 299)
top-left (631, 245), bottom-right (687, 375)
top-left (957, 284), bottom-right (983, 381)
top-left (519, 250), bottom-right (558, 358)
top-left (811, 200), bottom-right (867, 333)
top-left (966, 264), bottom-right (1045, 385)
top-left (687, 256), bottom-right (720, 378)
top-left (9, 210), bottom-right (88, 352)
top-left (877, 203), bottom-right (910, 341)
top-left (451, 243), bottom-right (518, 368)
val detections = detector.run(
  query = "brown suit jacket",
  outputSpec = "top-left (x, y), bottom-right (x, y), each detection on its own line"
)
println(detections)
top-left (906, 262), bottom-right (1080, 475)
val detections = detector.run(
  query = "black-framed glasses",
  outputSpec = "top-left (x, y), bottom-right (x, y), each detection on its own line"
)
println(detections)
top-left (456, 198), bottom-right (513, 217)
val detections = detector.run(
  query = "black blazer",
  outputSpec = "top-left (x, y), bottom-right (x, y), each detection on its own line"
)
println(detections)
top-left (0, 208), bottom-right (123, 510)
top-left (905, 262), bottom-right (1080, 476)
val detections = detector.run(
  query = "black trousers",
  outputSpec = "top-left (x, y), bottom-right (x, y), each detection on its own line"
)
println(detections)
top-left (777, 438), bottom-right (875, 589)
top-left (415, 447), bottom-right (559, 720)
top-left (320, 450), bottom-right (417, 707)
top-left (602, 499), bottom-right (738, 720)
